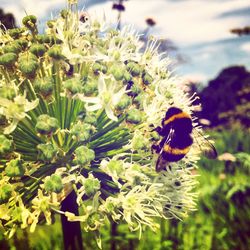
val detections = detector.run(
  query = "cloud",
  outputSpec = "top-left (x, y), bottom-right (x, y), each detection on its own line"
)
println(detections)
top-left (241, 42), bottom-right (250, 53)
top-left (217, 6), bottom-right (250, 18)
top-left (87, 0), bottom-right (250, 45)
top-left (1, 0), bottom-right (63, 26)
top-left (182, 72), bottom-right (207, 83)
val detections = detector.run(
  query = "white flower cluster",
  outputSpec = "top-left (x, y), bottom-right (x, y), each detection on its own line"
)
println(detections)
top-left (0, 2), bottom-right (202, 242)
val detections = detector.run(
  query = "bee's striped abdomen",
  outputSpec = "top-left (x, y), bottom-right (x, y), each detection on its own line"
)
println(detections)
top-left (161, 134), bottom-right (193, 162)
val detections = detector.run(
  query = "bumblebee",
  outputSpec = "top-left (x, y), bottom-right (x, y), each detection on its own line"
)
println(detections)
top-left (152, 107), bottom-right (217, 172)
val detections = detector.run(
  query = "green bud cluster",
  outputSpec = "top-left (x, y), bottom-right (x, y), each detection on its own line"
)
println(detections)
top-left (63, 77), bottom-right (83, 95)
top-left (74, 146), bottom-right (95, 165)
top-left (36, 114), bottom-right (59, 135)
top-left (126, 61), bottom-right (141, 77)
top-left (34, 77), bottom-right (54, 97)
top-left (37, 35), bottom-right (62, 45)
top-left (92, 61), bottom-right (108, 74)
top-left (126, 109), bottom-right (144, 124)
top-left (83, 177), bottom-right (100, 196)
top-left (109, 64), bottom-right (126, 81)
top-left (48, 45), bottom-right (64, 60)
top-left (83, 80), bottom-right (98, 96)
top-left (16, 39), bottom-right (29, 50)
top-left (116, 95), bottom-right (131, 110)
top-left (0, 53), bottom-right (17, 67)
top-left (30, 44), bottom-right (47, 57)
top-left (142, 71), bottom-right (153, 85)
top-left (22, 15), bottom-right (37, 30)
top-left (8, 28), bottom-right (25, 39)
top-left (0, 86), bottom-right (16, 100)
top-left (37, 143), bottom-right (58, 161)
top-left (71, 122), bottom-right (93, 142)
top-left (0, 135), bottom-right (13, 155)
top-left (0, 184), bottom-right (12, 204)
top-left (18, 53), bottom-right (39, 78)
top-left (107, 160), bottom-right (123, 175)
top-left (5, 159), bottom-right (25, 177)
top-left (3, 43), bottom-right (22, 54)
top-left (44, 174), bottom-right (63, 193)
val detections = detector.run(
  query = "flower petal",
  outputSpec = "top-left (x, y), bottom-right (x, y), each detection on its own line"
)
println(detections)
top-left (105, 106), bottom-right (118, 121)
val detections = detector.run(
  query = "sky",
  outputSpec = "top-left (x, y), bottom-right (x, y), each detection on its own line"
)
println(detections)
top-left (1, 0), bottom-right (250, 84)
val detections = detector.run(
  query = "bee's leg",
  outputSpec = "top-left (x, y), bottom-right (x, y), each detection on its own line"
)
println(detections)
top-left (151, 144), bottom-right (161, 153)
top-left (151, 126), bottom-right (165, 136)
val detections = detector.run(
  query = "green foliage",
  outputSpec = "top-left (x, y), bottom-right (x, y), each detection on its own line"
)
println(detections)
top-left (2, 127), bottom-right (249, 249)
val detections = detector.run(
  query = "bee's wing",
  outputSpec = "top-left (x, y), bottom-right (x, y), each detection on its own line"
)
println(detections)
top-left (193, 129), bottom-right (217, 159)
top-left (156, 128), bottom-right (175, 172)
top-left (159, 128), bottom-right (175, 154)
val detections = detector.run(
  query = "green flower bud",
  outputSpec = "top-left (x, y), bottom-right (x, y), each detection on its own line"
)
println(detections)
top-left (36, 34), bottom-right (46, 43)
top-left (0, 135), bottom-right (13, 155)
top-left (0, 53), bottom-right (17, 67)
top-left (60, 9), bottom-right (69, 19)
top-left (18, 53), bottom-right (38, 78)
top-left (44, 174), bottom-right (63, 193)
top-left (131, 133), bottom-right (148, 151)
top-left (126, 62), bottom-right (141, 77)
top-left (142, 72), bottom-right (153, 85)
top-left (22, 15), bottom-right (37, 29)
top-left (130, 84), bottom-right (142, 96)
top-left (92, 62), bottom-right (107, 74)
top-left (160, 71), bottom-right (168, 79)
top-left (34, 77), bottom-right (54, 97)
top-left (116, 95), bottom-right (131, 110)
top-left (16, 39), bottom-right (29, 50)
top-left (8, 28), bottom-right (25, 39)
top-left (108, 29), bottom-right (119, 37)
top-left (5, 159), bottom-right (25, 177)
top-left (36, 114), bottom-right (59, 135)
top-left (0, 86), bottom-right (16, 100)
top-left (74, 146), bottom-right (95, 165)
top-left (46, 20), bottom-right (55, 28)
top-left (151, 131), bottom-right (160, 141)
top-left (112, 50), bottom-right (120, 61)
top-left (3, 43), bottom-right (22, 54)
top-left (109, 64), bottom-right (125, 81)
top-left (83, 80), bottom-right (98, 96)
top-left (133, 93), bottom-right (144, 106)
top-left (126, 109), bottom-right (144, 124)
top-left (37, 143), bottom-right (58, 161)
top-left (71, 122), bottom-right (93, 142)
top-left (30, 44), bottom-right (47, 57)
top-left (123, 71), bottom-right (132, 83)
top-left (114, 37), bottom-right (123, 46)
top-left (107, 160), bottom-right (123, 175)
top-left (83, 176), bottom-right (100, 196)
top-left (37, 34), bottom-right (61, 45)
top-left (63, 78), bottom-right (83, 95)
top-left (84, 113), bottom-right (97, 126)
top-left (0, 184), bottom-right (12, 205)
top-left (48, 45), bottom-right (64, 60)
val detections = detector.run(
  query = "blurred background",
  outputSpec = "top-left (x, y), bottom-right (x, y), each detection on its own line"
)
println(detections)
top-left (1, 0), bottom-right (250, 249)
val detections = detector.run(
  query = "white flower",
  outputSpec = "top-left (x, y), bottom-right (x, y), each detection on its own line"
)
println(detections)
top-left (78, 74), bottom-right (126, 121)
top-left (119, 185), bottom-right (160, 237)
top-left (0, 94), bottom-right (39, 134)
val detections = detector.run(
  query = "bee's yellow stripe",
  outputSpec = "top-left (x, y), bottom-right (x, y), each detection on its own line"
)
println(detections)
top-left (163, 145), bottom-right (191, 155)
top-left (164, 112), bottom-right (191, 126)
